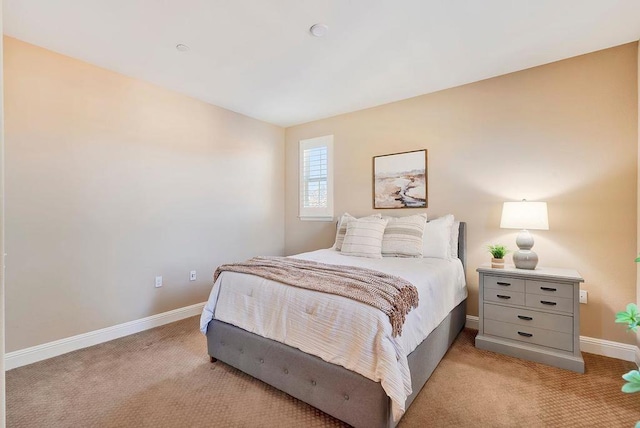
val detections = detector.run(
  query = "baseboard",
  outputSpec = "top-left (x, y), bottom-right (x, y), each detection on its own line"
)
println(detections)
top-left (579, 335), bottom-right (638, 363)
top-left (465, 315), bottom-right (479, 330)
top-left (5, 302), bottom-right (206, 371)
top-left (466, 315), bottom-right (639, 363)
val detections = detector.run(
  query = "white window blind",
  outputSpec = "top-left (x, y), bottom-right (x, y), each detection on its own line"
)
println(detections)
top-left (299, 135), bottom-right (334, 220)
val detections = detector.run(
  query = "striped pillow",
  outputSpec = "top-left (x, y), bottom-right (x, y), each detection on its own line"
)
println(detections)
top-left (381, 214), bottom-right (427, 257)
top-left (333, 213), bottom-right (381, 251)
top-left (341, 217), bottom-right (389, 258)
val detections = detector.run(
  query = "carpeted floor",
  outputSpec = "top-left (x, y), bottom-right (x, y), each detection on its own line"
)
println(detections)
top-left (6, 316), bottom-right (640, 427)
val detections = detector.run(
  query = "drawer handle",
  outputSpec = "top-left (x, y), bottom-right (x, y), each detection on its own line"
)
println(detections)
top-left (517, 315), bottom-right (533, 321)
top-left (518, 331), bottom-right (533, 337)
top-left (496, 282), bottom-right (511, 286)
top-left (496, 294), bottom-right (511, 300)
top-left (540, 300), bottom-right (557, 306)
top-left (540, 286), bottom-right (557, 292)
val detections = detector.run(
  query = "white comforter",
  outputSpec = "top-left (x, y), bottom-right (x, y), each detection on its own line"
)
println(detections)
top-left (200, 249), bottom-right (467, 422)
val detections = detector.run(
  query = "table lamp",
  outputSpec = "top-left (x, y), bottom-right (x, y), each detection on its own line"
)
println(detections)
top-left (500, 200), bottom-right (549, 270)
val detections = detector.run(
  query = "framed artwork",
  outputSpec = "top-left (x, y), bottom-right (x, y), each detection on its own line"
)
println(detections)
top-left (373, 149), bottom-right (427, 209)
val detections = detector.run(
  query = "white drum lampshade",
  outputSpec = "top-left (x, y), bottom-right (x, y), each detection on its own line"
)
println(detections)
top-left (500, 200), bottom-right (549, 270)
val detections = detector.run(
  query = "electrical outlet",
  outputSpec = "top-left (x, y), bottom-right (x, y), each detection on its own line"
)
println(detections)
top-left (190, 270), bottom-right (197, 281)
top-left (579, 290), bottom-right (587, 304)
top-left (155, 276), bottom-right (163, 288)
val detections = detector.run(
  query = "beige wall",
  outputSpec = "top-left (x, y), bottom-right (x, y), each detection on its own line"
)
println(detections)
top-left (3, 37), bottom-right (285, 352)
top-left (285, 43), bottom-right (638, 344)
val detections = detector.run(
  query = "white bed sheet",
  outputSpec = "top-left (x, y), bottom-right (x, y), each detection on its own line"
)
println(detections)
top-left (200, 249), bottom-right (467, 422)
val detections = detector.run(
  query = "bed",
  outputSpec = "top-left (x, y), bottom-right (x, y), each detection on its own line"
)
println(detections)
top-left (201, 221), bottom-right (467, 428)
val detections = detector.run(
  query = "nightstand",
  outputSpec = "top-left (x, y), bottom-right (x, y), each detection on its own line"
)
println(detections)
top-left (475, 265), bottom-right (585, 373)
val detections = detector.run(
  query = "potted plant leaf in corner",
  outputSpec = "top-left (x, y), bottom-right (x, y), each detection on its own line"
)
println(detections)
top-left (487, 244), bottom-right (509, 269)
top-left (613, 255), bottom-right (640, 427)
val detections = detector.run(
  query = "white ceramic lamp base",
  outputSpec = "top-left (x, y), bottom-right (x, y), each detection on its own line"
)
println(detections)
top-left (513, 229), bottom-right (538, 270)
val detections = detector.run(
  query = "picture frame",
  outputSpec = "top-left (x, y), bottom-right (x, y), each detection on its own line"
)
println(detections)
top-left (373, 149), bottom-right (427, 209)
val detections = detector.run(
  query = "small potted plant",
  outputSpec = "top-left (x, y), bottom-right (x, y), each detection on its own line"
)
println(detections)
top-left (487, 244), bottom-right (509, 269)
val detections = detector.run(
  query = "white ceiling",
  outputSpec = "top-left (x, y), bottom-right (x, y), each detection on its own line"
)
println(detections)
top-left (4, 1), bottom-right (640, 127)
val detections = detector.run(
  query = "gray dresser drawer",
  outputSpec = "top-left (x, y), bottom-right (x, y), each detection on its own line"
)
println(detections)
top-left (484, 288), bottom-right (525, 306)
top-left (476, 266), bottom-right (585, 373)
top-left (484, 303), bottom-right (573, 334)
top-left (526, 280), bottom-right (573, 299)
top-left (484, 275), bottom-right (525, 293)
top-left (525, 294), bottom-right (573, 314)
top-left (484, 319), bottom-right (573, 352)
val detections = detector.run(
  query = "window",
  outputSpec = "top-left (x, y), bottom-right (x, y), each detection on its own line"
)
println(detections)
top-left (299, 135), bottom-right (334, 221)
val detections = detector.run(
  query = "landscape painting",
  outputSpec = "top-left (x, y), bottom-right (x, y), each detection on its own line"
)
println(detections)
top-left (373, 149), bottom-right (427, 209)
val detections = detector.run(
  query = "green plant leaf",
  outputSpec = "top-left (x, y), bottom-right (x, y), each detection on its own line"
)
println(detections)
top-left (622, 370), bottom-right (640, 393)
top-left (622, 383), bottom-right (640, 393)
top-left (622, 370), bottom-right (640, 383)
top-left (635, 256), bottom-right (640, 263)
top-left (615, 312), bottom-right (634, 324)
top-left (615, 304), bottom-right (640, 332)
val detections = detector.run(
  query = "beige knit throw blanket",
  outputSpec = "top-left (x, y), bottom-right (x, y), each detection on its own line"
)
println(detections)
top-left (213, 256), bottom-right (419, 337)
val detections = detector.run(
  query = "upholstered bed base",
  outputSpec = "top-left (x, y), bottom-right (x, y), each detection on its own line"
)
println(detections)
top-left (206, 222), bottom-right (467, 427)
top-left (206, 299), bottom-right (466, 428)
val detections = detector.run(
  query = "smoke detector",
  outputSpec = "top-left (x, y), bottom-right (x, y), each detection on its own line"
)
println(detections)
top-left (309, 24), bottom-right (329, 37)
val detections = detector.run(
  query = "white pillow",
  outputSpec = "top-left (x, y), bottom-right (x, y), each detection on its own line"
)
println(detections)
top-left (333, 213), bottom-right (381, 250)
top-left (450, 220), bottom-right (460, 259)
top-left (423, 214), bottom-right (455, 259)
top-left (381, 214), bottom-right (427, 258)
top-left (341, 217), bottom-right (389, 258)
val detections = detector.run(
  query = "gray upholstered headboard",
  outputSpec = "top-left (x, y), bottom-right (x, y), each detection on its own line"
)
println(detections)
top-left (457, 221), bottom-right (467, 272)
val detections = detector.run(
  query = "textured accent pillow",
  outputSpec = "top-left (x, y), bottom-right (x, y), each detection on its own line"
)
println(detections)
top-left (450, 220), bottom-right (460, 259)
top-left (423, 214), bottom-right (455, 259)
top-left (341, 217), bottom-right (389, 258)
top-left (333, 213), bottom-right (381, 251)
top-left (381, 214), bottom-right (427, 257)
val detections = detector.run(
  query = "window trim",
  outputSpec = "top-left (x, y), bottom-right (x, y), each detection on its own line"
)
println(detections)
top-left (298, 135), bottom-right (334, 221)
